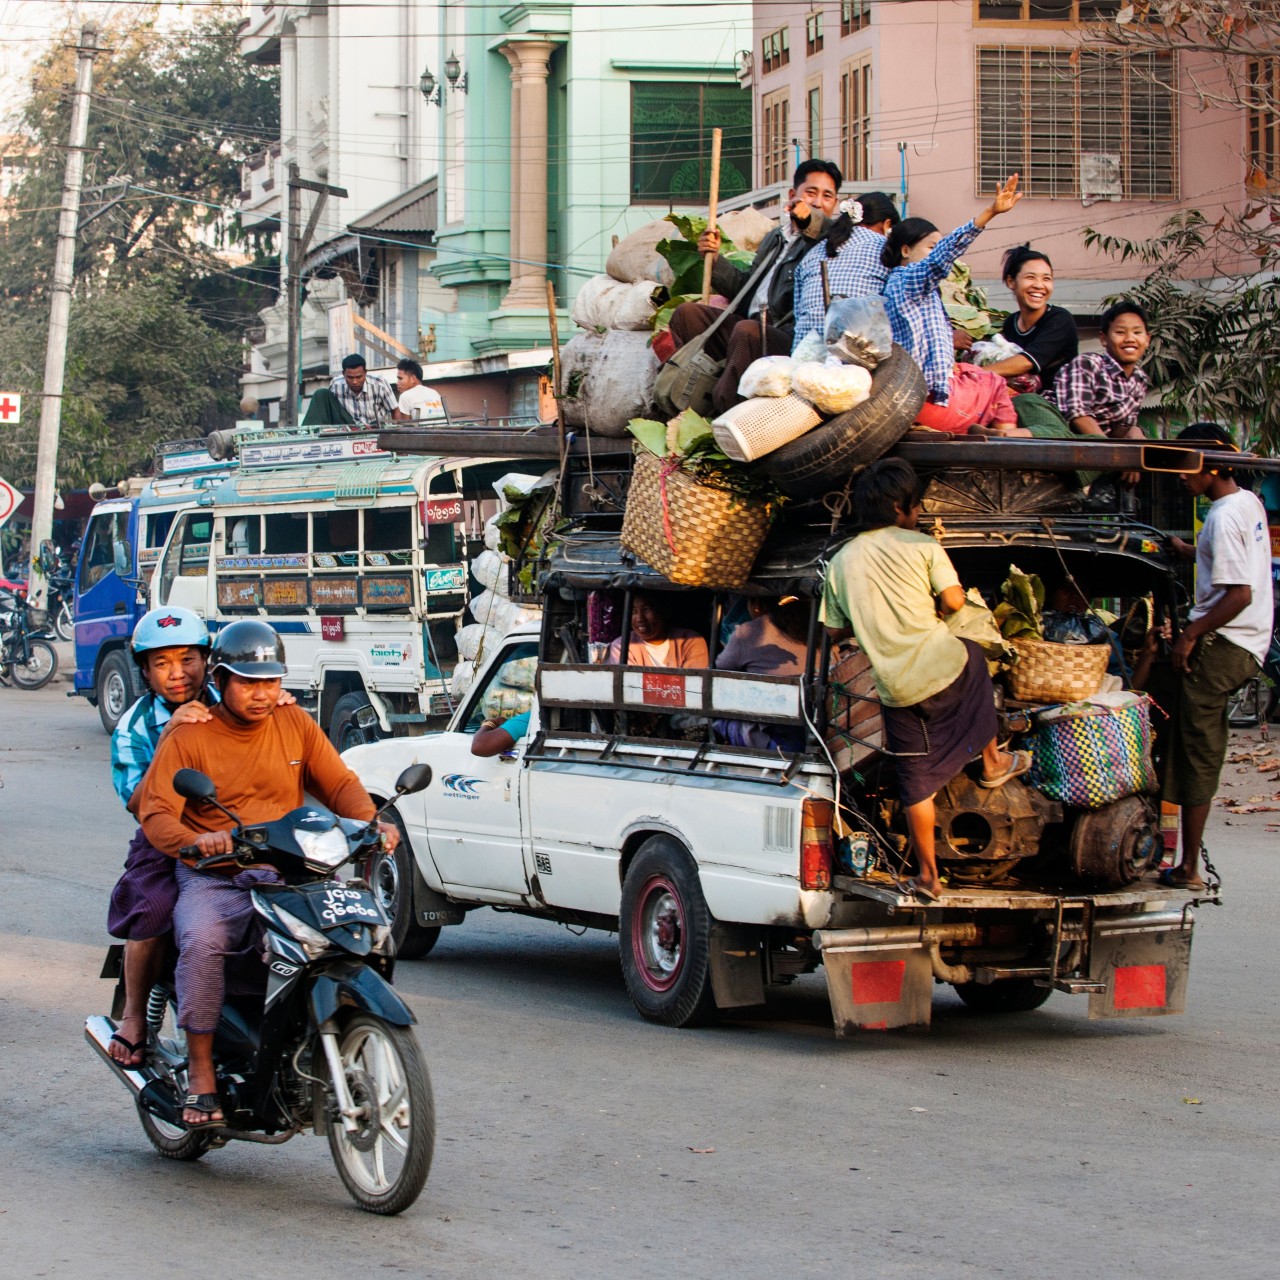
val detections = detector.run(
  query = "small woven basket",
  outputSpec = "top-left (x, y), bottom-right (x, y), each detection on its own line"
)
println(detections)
top-left (1029, 692), bottom-right (1158, 809)
top-left (620, 450), bottom-right (772, 589)
top-left (1006, 637), bottom-right (1109, 703)
top-left (712, 394), bottom-right (822, 462)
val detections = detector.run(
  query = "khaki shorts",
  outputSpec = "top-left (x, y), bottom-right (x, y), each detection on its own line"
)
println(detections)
top-left (1161, 632), bottom-right (1261, 808)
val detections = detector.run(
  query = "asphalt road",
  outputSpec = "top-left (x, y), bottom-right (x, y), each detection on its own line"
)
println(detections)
top-left (1, 681), bottom-right (1277, 1279)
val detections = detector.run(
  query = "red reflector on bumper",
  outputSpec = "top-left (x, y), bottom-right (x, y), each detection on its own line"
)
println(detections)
top-left (1114, 963), bottom-right (1167, 1009)
top-left (850, 959), bottom-right (906, 1006)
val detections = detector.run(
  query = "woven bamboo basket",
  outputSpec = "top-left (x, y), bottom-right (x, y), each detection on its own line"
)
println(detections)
top-left (1006, 637), bottom-right (1110, 703)
top-left (620, 450), bottom-right (772, 589)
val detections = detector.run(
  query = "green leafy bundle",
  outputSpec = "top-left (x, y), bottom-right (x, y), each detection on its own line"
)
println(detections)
top-left (651, 214), bottom-right (755, 333)
top-left (994, 565), bottom-right (1046, 640)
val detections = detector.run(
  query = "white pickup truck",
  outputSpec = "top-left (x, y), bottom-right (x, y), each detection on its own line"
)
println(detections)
top-left (345, 612), bottom-right (1200, 1037)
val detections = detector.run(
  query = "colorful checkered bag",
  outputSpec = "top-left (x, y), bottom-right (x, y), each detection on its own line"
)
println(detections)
top-left (1029, 691), bottom-right (1158, 809)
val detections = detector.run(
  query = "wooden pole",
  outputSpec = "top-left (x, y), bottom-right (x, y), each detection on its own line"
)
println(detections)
top-left (700, 127), bottom-right (723, 303)
top-left (546, 279), bottom-right (567, 472)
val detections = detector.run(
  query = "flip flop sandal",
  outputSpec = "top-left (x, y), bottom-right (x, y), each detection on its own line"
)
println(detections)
top-left (182, 1093), bottom-right (225, 1131)
top-left (109, 1034), bottom-right (147, 1066)
top-left (905, 878), bottom-right (940, 903)
top-left (1158, 868), bottom-right (1205, 891)
top-left (978, 749), bottom-right (1033, 789)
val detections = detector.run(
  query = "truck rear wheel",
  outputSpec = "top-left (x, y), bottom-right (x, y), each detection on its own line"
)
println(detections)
top-left (619, 837), bottom-right (718, 1028)
top-left (953, 979), bottom-right (1052, 1014)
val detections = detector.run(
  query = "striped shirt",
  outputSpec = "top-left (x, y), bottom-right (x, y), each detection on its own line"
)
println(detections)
top-left (1046, 351), bottom-right (1149, 435)
top-left (791, 228), bottom-right (890, 352)
top-left (327, 373), bottom-right (398, 426)
top-left (110, 685), bottom-right (217, 810)
top-left (883, 220), bottom-right (984, 404)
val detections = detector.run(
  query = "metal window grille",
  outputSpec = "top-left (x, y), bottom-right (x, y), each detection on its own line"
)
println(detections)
top-left (840, 58), bottom-right (873, 183)
top-left (763, 90), bottom-right (791, 186)
top-left (976, 45), bottom-right (1176, 199)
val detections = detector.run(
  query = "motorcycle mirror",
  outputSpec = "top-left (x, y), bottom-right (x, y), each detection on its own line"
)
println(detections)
top-left (394, 764), bottom-right (432, 795)
top-left (173, 768), bottom-right (218, 802)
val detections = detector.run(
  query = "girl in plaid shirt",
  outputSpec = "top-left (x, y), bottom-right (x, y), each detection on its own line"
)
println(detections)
top-left (882, 175), bottom-right (1026, 436)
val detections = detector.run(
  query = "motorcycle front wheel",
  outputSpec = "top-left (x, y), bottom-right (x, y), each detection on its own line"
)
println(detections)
top-left (326, 1014), bottom-right (435, 1215)
top-left (10, 638), bottom-right (57, 689)
top-left (54, 601), bottom-right (73, 643)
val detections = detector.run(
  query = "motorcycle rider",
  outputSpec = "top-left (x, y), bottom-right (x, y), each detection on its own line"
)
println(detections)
top-left (136, 620), bottom-right (398, 1129)
top-left (106, 608), bottom-right (217, 1067)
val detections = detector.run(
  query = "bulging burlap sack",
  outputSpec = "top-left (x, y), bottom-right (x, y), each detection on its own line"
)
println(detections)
top-left (558, 330), bottom-right (658, 436)
top-left (606, 220), bottom-right (677, 286)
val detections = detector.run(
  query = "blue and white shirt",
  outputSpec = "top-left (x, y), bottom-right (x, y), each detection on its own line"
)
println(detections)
top-left (883, 220), bottom-right (984, 404)
top-left (790, 228), bottom-right (890, 352)
top-left (110, 685), bottom-right (217, 810)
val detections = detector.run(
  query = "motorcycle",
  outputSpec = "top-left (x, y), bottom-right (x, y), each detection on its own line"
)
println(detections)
top-left (44, 568), bottom-right (74, 643)
top-left (85, 762), bottom-right (436, 1216)
top-left (0, 588), bottom-right (59, 689)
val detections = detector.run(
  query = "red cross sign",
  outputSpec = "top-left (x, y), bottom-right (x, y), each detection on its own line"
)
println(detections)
top-left (0, 393), bottom-right (21, 423)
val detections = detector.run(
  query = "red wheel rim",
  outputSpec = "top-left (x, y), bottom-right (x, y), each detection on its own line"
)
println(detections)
top-left (631, 874), bottom-right (684, 993)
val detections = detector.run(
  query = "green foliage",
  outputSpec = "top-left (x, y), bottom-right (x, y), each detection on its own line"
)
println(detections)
top-left (626, 411), bottom-right (783, 507)
top-left (651, 214), bottom-right (756, 332)
top-left (996, 565), bottom-right (1045, 639)
top-left (941, 262), bottom-right (1005, 339)
top-left (0, 7), bottom-right (279, 487)
top-left (1084, 209), bottom-right (1280, 450)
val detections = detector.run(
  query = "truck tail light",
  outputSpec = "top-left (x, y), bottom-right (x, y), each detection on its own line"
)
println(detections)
top-left (801, 798), bottom-right (834, 891)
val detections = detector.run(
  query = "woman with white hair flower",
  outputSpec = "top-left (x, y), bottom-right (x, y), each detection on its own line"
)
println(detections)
top-left (790, 191), bottom-right (901, 352)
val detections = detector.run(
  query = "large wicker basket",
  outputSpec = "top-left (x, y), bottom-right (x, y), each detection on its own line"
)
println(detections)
top-left (620, 450), bottom-right (772, 589)
top-left (1006, 637), bottom-right (1109, 703)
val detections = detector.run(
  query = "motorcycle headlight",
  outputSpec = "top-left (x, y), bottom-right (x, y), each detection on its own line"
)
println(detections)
top-left (272, 905), bottom-right (332, 959)
top-left (295, 825), bottom-right (350, 870)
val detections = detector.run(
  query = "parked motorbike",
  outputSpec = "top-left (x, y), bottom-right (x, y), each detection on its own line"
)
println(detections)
top-left (44, 568), bottom-right (74, 643)
top-left (0, 588), bottom-right (59, 689)
top-left (1227, 616), bottom-right (1280, 727)
top-left (85, 762), bottom-right (436, 1215)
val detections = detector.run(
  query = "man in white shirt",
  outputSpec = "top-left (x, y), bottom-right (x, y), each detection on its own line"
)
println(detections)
top-left (1161, 422), bottom-right (1273, 890)
top-left (394, 358), bottom-right (445, 422)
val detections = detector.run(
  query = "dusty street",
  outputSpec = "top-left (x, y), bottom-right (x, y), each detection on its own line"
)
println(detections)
top-left (1, 684), bottom-right (1277, 1279)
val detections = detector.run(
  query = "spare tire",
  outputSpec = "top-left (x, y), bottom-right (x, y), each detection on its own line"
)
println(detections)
top-left (760, 344), bottom-right (927, 498)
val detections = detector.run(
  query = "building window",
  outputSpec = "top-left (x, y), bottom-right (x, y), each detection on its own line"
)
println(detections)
top-left (841, 0), bottom-right (870, 35)
top-left (806, 11), bottom-right (825, 56)
top-left (631, 82), bottom-right (752, 204)
top-left (977, 0), bottom-right (1123, 22)
top-left (762, 26), bottom-right (790, 74)
top-left (839, 57), bottom-right (872, 183)
top-left (1248, 58), bottom-right (1280, 187)
top-left (808, 85), bottom-right (822, 159)
top-left (976, 46), bottom-right (1176, 199)
top-left (762, 89), bottom-right (791, 187)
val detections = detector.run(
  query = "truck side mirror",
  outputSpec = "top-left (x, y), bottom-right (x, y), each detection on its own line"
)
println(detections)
top-left (113, 539), bottom-right (133, 576)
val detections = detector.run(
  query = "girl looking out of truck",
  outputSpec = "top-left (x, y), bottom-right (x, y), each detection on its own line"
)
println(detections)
top-left (882, 175), bottom-right (1028, 438)
top-left (714, 597), bottom-right (809, 752)
top-left (606, 591), bottom-right (709, 669)
top-left (985, 246), bottom-right (1078, 395)
top-left (822, 459), bottom-right (1031, 901)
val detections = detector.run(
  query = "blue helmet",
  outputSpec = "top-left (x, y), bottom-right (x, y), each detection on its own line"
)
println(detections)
top-left (131, 607), bottom-right (211, 665)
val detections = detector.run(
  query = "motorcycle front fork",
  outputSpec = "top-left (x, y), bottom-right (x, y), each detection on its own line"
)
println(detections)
top-left (318, 1029), bottom-right (362, 1134)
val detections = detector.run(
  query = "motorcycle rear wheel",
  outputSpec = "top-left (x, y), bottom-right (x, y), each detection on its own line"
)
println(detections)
top-left (54, 600), bottom-right (73, 643)
top-left (137, 998), bottom-right (213, 1161)
top-left (326, 1014), bottom-right (435, 1215)
top-left (10, 638), bottom-right (57, 689)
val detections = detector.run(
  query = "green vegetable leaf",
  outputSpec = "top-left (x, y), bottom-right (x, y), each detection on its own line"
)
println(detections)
top-left (672, 408), bottom-right (714, 454)
top-left (626, 417), bottom-right (669, 457)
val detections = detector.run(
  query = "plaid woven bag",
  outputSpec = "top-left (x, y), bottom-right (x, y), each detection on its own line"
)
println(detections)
top-left (1029, 691), bottom-right (1158, 809)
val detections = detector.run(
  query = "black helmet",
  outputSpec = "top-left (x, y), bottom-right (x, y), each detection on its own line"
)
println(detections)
top-left (209, 619), bottom-right (287, 679)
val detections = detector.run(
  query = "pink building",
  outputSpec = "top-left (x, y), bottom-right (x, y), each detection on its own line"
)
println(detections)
top-left (743, 1), bottom-right (1254, 314)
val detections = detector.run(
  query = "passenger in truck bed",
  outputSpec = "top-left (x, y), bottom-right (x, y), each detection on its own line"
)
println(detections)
top-left (606, 591), bottom-right (710, 669)
top-left (713, 597), bottom-right (807, 753)
top-left (822, 459), bottom-right (1031, 901)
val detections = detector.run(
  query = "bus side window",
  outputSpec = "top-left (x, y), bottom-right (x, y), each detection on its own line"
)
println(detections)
top-left (315, 510), bottom-right (358, 554)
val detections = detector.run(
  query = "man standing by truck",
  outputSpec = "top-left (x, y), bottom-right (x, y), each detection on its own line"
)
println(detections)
top-left (1161, 422), bottom-right (1273, 891)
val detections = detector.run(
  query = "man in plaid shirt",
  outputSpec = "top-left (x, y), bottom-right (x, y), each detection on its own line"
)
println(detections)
top-left (328, 352), bottom-right (398, 426)
top-left (1048, 300), bottom-right (1151, 438)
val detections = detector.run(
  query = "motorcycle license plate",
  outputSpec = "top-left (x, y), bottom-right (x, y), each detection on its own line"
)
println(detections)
top-left (314, 884), bottom-right (384, 929)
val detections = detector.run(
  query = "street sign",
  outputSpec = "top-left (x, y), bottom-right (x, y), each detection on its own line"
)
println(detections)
top-left (0, 393), bottom-right (21, 424)
top-left (0, 474), bottom-right (20, 529)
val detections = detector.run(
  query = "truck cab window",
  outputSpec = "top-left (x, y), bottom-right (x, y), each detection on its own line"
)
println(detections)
top-left (463, 643), bottom-right (539, 732)
top-left (78, 512), bottom-right (129, 591)
top-left (157, 513), bottom-right (214, 603)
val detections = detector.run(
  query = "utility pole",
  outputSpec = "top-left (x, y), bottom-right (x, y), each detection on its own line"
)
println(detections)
top-left (283, 163), bottom-right (346, 428)
top-left (30, 22), bottom-right (99, 612)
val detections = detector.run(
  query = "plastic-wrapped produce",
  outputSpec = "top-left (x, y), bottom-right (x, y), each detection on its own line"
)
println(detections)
top-left (450, 660), bottom-right (475, 698)
top-left (737, 355), bottom-right (796, 399)
top-left (482, 514), bottom-right (502, 552)
top-left (470, 548), bottom-right (507, 594)
top-left (791, 360), bottom-right (874, 415)
top-left (824, 296), bottom-right (893, 369)
top-left (456, 622), bottom-right (502, 663)
top-left (970, 333), bottom-right (1026, 367)
top-left (791, 331), bottom-right (827, 364)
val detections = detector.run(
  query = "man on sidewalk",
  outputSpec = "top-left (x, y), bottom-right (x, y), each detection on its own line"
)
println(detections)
top-left (1160, 422), bottom-right (1273, 890)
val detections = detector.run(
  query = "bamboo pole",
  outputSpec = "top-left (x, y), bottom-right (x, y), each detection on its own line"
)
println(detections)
top-left (700, 127), bottom-right (723, 303)
top-left (546, 279), bottom-right (567, 473)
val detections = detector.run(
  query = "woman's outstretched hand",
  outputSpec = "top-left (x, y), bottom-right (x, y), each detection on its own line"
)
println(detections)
top-left (975, 174), bottom-right (1022, 227)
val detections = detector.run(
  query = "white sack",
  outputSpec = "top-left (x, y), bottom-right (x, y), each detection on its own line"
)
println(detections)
top-left (450, 660), bottom-right (475, 698)
top-left (607, 220), bottom-right (677, 286)
top-left (738, 355), bottom-right (796, 399)
top-left (791, 360), bottom-right (874, 416)
top-left (558, 329), bottom-right (658, 436)
top-left (456, 622), bottom-right (502, 663)
top-left (571, 274), bottom-right (658, 332)
top-left (493, 472), bottom-right (541, 510)
top-left (470, 548), bottom-right (506, 593)
top-left (719, 207), bottom-right (775, 253)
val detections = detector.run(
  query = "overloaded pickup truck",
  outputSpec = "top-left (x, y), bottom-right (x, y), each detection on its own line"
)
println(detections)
top-left (344, 434), bottom-right (1235, 1036)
